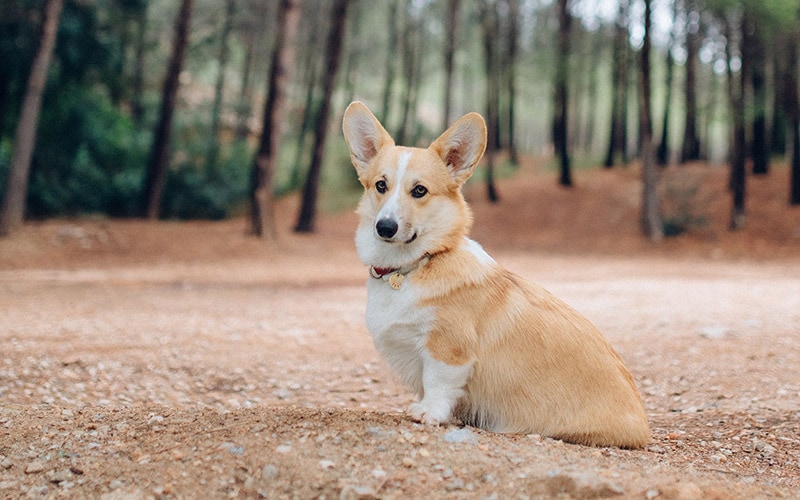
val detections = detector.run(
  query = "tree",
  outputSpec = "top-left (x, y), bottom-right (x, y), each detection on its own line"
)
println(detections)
top-left (442, 0), bottom-right (459, 132)
top-left (604, 0), bottom-right (629, 168)
top-left (789, 12), bottom-right (800, 205)
top-left (681, 0), bottom-right (702, 163)
top-left (553, 0), bottom-right (572, 187)
top-left (639, 0), bottom-right (663, 242)
top-left (294, 0), bottom-right (348, 233)
top-left (505, 0), bottom-right (520, 165)
top-left (480, 0), bottom-right (500, 202)
top-left (207, 0), bottom-right (236, 171)
top-left (141, 0), bottom-right (194, 219)
top-left (249, 0), bottom-right (300, 239)
top-left (725, 10), bottom-right (747, 229)
top-left (657, 0), bottom-right (678, 166)
top-left (0, 0), bottom-right (63, 236)
top-left (748, 16), bottom-right (768, 175)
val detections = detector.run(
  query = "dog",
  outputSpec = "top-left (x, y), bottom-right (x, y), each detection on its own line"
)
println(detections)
top-left (342, 101), bottom-right (649, 448)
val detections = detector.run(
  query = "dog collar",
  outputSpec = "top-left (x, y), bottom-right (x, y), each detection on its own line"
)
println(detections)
top-left (369, 253), bottom-right (431, 290)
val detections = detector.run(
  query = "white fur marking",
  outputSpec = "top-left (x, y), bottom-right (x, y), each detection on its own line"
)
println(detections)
top-left (409, 350), bottom-right (473, 425)
top-left (464, 238), bottom-right (496, 266)
top-left (377, 151), bottom-right (412, 224)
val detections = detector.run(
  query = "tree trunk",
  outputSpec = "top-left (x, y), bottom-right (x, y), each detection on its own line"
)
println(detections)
top-left (681, 0), bottom-right (701, 163)
top-left (480, 0), bottom-right (500, 202)
top-left (604, 0), bottom-right (629, 168)
top-left (748, 18), bottom-right (768, 175)
top-left (249, 0), bottom-right (300, 239)
top-left (442, 0), bottom-right (459, 132)
top-left (294, 0), bottom-right (348, 233)
top-left (207, 0), bottom-right (236, 171)
top-left (396, 8), bottom-right (422, 146)
top-left (380, 0), bottom-right (400, 125)
top-left (141, 0), bottom-right (194, 219)
top-left (553, 0), bottom-right (572, 187)
top-left (727, 14), bottom-right (747, 229)
top-left (657, 0), bottom-right (677, 166)
top-left (131, 4), bottom-right (148, 126)
top-left (0, 0), bottom-right (63, 236)
top-left (788, 20), bottom-right (800, 205)
top-left (639, 0), bottom-right (662, 242)
top-left (506, 0), bottom-right (519, 165)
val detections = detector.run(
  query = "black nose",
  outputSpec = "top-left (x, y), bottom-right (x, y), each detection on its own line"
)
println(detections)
top-left (376, 218), bottom-right (398, 239)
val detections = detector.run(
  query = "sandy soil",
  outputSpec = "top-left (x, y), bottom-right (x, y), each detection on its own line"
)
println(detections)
top-left (1, 164), bottom-right (799, 498)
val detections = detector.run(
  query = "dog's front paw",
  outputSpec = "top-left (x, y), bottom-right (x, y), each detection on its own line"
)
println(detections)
top-left (408, 402), bottom-right (450, 426)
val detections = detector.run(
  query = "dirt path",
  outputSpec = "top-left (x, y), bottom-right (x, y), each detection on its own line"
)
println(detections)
top-left (2, 246), bottom-right (799, 498)
top-left (2, 164), bottom-right (799, 498)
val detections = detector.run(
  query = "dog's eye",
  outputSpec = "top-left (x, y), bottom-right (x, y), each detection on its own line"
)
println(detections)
top-left (375, 180), bottom-right (387, 194)
top-left (411, 185), bottom-right (428, 198)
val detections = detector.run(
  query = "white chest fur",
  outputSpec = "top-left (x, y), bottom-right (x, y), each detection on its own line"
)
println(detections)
top-left (365, 276), bottom-right (434, 397)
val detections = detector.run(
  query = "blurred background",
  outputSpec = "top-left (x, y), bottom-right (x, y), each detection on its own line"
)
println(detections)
top-left (0, 0), bottom-right (798, 241)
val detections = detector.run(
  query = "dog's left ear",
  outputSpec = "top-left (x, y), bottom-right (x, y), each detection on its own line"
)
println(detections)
top-left (430, 112), bottom-right (487, 185)
top-left (343, 101), bottom-right (395, 180)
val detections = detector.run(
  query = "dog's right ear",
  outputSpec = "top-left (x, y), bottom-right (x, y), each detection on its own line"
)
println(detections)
top-left (343, 102), bottom-right (395, 180)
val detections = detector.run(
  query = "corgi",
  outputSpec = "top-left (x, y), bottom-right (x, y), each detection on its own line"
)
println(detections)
top-left (342, 101), bottom-right (649, 448)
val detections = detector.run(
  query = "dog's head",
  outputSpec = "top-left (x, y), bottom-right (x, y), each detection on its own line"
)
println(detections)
top-left (343, 101), bottom-right (487, 268)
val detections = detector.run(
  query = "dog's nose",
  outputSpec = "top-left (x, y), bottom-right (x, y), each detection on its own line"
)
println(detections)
top-left (376, 218), bottom-right (398, 239)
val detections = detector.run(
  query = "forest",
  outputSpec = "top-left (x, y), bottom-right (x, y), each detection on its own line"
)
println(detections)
top-left (1, 0), bottom-right (799, 241)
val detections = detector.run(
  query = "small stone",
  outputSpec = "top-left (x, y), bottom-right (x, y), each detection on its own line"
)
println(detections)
top-left (319, 459), bottom-right (335, 469)
top-left (47, 468), bottom-right (73, 484)
top-left (340, 484), bottom-right (378, 500)
top-left (402, 457), bottom-right (415, 468)
top-left (25, 460), bottom-right (46, 474)
top-left (275, 445), bottom-right (291, 454)
top-left (261, 464), bottom-right (278, 482)
top-left (442, 428), bottom-right (477, 444)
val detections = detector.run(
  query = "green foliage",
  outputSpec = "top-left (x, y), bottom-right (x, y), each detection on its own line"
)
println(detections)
top-left (26, 84), bottom-right (146, 217)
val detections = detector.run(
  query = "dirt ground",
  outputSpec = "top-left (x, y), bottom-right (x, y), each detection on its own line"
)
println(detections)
top-left (1, 163), bottom-right (799, 499)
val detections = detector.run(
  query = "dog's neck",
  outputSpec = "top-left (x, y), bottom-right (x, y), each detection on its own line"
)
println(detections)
top-left (370, 252), bottom-right (432, 280)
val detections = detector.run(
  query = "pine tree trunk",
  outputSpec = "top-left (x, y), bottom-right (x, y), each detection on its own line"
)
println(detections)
top-left (207, 0), bottom-right (236, 171)
top-left (657, 2), bottom-right (677, 166)
top-left (380, 0), bottom-right (400, 125)
top-left (249, 0), bottom-right (299, 239)
top-left (0, 0), bottom-right (63, 236)
top-left (442, 0), bottom-right (459, 131)
top-left (554, 0), bottom-right (572, 187)
top-left (728, 14), bottom-right (747, 229)
top-left (480, 0), bottom-right (499, 202)
top-left (788, 22), bottom-right (800, 205)
top-left (142, 0), bottom-right (194, 219)
top-left (639, 0), bottom-right (662, 242)
top-left (749, 19), bottom-right (768, 175)
top-left (604, 0), bottom-right (628, 168)
top-left (294, 0), bottom-right (348, 233)
top-left (681, 0), bottom-right (701, 163)
top-left (131, 5), bottom-right (148, 126)
top-left (506, 0), bottom-right (519, 165)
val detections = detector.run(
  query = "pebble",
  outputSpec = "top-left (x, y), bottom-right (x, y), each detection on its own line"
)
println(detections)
top-left (261, 464), bottom-right (278, 482)
top-left (318, 459), bottom-right (335, 469)
top-left (442, 428), bottom-right (477, 444)
top-left (25, 460), bottom-right (46, 474)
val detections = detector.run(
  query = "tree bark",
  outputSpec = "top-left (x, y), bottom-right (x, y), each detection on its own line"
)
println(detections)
top-left (749, 16), bottom-right (768, 175)
top-left (294, 0), bottom-right (348, 233)
top-left (681, 0), bottom-right (702, 163)
top-left (604, 0), bottom-right (629, 168)
top-left (141, 0), bottom-right (194, 219)
top-left (0, 0), bottom-right (63, 236)
top-left (207, 0), bottom-right (236, 171)
top-left (727, 14), bottom-right (747, 229)
top-left (480, 0), bottom-right (500, 202)
top-left (553, 0), bottom-right (572, 187)
top-left (249, 0), bottom-right (300, 239)
top-left (505, 0), bottom-right (519, 165)
top-left (380, 0), bottom-right (400, 125)
top-left (639, 0), bottom-right (662, 242)
top-left (788, 18), bottom-right (800, 205)
top-left (442, 0), bottom-right (459, 132)
top-left (657, 0), bottom-right (677, 166)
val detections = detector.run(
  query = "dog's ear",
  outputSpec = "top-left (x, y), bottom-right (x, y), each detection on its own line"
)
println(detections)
top-left (430, 112), bottom-right (487, 185)
top-left (342, 102), bottom-right (394, 179)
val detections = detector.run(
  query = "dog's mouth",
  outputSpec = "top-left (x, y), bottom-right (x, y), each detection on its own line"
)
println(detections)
top-left (405, 233), bottom-right (417, 244)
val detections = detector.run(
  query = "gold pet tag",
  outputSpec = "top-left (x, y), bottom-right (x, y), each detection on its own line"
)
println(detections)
top-left (389, 272), bottom-right (404, 289)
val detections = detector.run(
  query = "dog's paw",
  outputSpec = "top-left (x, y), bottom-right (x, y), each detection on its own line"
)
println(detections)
top-left (408, 402), bottom-right (449, 426)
